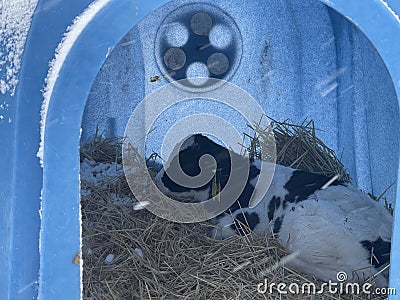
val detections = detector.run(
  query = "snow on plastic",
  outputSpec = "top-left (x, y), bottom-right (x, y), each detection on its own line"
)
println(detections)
top-left (37, 0), bottom-right (111, 166)
top-left (0, 1), bottom-right (38, 96)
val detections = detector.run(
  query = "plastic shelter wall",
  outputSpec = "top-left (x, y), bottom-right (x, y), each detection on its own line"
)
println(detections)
top-left (0, 0), bottom-right (399, 299)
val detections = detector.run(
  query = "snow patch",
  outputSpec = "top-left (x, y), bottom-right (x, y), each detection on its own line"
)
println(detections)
top-left (105, 46), bottom-right (113, 59)
top-left (80, 159), bottom-right (137, 206)
top-left (134, 247), bottom-right (143, 257)
top-left (80, 159), bottom-right (124, 187)
top-left (104, 253), bottom-right (115, 264)
top-left (0, 1), bottom-right (38, 96)
top-left (37, 0), bottom-right (111, 167)
top-left (110, 193), bottom-right (136, 206)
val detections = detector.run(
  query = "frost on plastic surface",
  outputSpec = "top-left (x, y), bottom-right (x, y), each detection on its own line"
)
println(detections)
top-left (37, 0), bottom-right (111, 166)
top-left (380, 0), bottom-right (400, 24)
top-left (0, 1), bottom-right (38, 96)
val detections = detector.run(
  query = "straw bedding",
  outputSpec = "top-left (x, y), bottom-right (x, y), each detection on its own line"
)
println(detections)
top-left (80, 117), bottom-right (386, 299)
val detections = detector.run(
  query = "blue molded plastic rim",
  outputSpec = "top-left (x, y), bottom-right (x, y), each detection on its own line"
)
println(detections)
top-left (0, 0), bottom-right (399, 299)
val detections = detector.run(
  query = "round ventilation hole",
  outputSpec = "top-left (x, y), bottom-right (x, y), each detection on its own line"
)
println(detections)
top-left (155, 3), bottom-right (243, 91)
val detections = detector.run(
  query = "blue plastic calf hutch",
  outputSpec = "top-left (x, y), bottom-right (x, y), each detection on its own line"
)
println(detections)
top-left (0, 0), bottom-right (400, 299)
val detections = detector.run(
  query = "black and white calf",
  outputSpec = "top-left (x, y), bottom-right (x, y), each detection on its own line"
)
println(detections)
top-left (154, 134), bottom-right (392, 286)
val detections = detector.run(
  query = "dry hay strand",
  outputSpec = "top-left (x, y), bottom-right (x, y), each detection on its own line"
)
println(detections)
top-left (81, 119), bottom-right (385, 300)
top-left (244, 115), bottom-right (351, 183)
top-left (82, 190), bottom-right (375, 300)
top-left (80, 125), bottom-right (124, 164)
